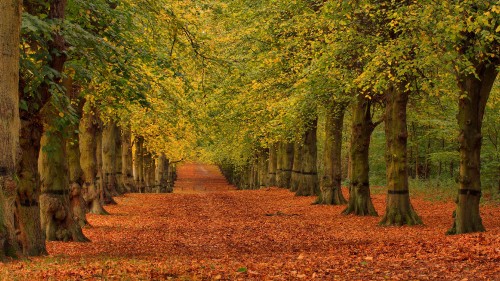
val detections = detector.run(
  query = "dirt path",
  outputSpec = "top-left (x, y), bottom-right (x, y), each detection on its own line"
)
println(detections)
top-left (1, 163), bottom-right (499, 280)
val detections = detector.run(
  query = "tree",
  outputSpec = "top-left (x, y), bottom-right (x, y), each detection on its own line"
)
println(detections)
top-left (0, 0), bottom-right (22, 258)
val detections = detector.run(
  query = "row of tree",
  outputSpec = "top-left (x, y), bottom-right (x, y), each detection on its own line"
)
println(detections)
top-left (203, 0), bottom-right (499, 235)
top-left (1, 0), bottom-right (203, 259)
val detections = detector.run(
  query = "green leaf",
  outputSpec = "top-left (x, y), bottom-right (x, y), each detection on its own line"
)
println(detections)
top-left (236, 267), bottom-right (247, 273)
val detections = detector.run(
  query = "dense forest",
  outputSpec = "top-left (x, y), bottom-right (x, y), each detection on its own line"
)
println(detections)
top-left (0, 0), bottom-right (499, 260)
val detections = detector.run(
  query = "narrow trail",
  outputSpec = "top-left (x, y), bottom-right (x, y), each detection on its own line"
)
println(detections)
top-left (2, 163), bottom-right (499, 280)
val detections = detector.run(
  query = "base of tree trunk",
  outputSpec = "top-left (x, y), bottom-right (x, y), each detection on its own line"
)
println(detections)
top-left (315, 186), bottom-right (347, 205)
top-left (39, 194), bottom-right (90, 242)
top-left (379, 194), bottom-right (422, 226)
top-left (17, 204), bottom-right (47, 256)
top-left (446, 195), bottom-right (485, 235)
top-left (342, 185), bottom-right (378, 216)
top-left (88, 199), bottom-right (109, 215)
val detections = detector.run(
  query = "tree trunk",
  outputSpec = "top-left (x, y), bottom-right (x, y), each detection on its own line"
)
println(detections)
top-left (114, 125), bottom-right (125, 194)
top-left (39, 101), bottom-right (89, 242)
top-left (0, 0), bottom-right (23, 257)
top-left (296, 119), bottom-right (319, 196)
top-left (121, 127), bottom-right (135, 192)
top-left (101, 120), bottom-right (119, 202)
top-left (275, 142), bottom-right (284, 187)
top-left (143, 151), bottom-right (155, 193)
top-left (277, 143), bottom-right (294, 188)
top-left (64, 80), bottom-right (88, 228)
top-left (448, 63), bottom-right (497, 234)
top-left (379, 83), bottom-right (421, 226)
top-left (155, 154), bottom-right (170, 193)
top-left (79, 104), bottom-right (108, 215)
top-left (133, 137), bottom-right (145, 193)
top-left (266, 144), bottom-right (277, 187)
top-left (317, 103), bottom-right (347, 205)
top-left (258, 149), bottom-right (269, 189)
top-left (290, 142), bottom-right (302, 192)
top-left (343, 95), bottom-right (378, 216)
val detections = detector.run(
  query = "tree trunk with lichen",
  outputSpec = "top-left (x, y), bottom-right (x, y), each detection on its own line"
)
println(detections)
top-left (0, 0), bottom-right (23, 257)
top-left (448, 63), bottom-right (497, 234)
top-left (79, 104), bottom-right (107, 215)
top-left (379, 83), bottom-right (421, 226)
top-left (343, 95), bottom-right (378, 216)
top-left (317, 103), bottom-right (347, 205)
top-left (266, 144), bottom-right (277, 187)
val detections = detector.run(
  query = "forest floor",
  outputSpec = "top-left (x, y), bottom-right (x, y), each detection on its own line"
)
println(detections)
top-left (1, 163), bottom-right (499, 280)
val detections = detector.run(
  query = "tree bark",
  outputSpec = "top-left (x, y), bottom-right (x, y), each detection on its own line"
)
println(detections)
top-left (114, 125), bottom-right (125, 194)
top-left (143, 151), bottom-right (155, 193)
top-left (277, 143), bottom-right (294, 188)
top-left (155, 154), bottom-right (170, 193)
top-left (379, 83), bottom-right (421, 226)
top-left (0, 0), bottom-right (23, 257)
top-left (258, 149), bottom-right (269, 189)
top-left (343, 95), bottom-right (378, 216)
top-left (448, 63), bottom-right (497, 234)
top-left (79, 103), bottom-right (108, 215)
top-left (317, 103), bottom-right (347, 205)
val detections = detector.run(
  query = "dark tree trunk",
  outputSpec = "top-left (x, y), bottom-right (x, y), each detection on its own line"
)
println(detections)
top-left (379, 83), bottom-right (421, 226)
top-left (258, 149), bottom-right (269, 189)
top-left (448, 63), bottom-right (497, 234)
top-left (278, 143), bottom-right (294, 188)
top-left (114, 125), bottom-right (125, 194)
top-left (133, 137), bottom-right (145, 193)
top-left (101, 120), bottom-right (119, 201)
top-left (155, 154), bottom-right (170, 193)
top-left (317, 103), bottom-right (347, 205)
top-left (343, 95), bottom-right (378, 216)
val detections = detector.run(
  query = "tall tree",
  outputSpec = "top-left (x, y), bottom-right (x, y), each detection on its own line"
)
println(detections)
top-left (0, 0), bottom-right (22, 258)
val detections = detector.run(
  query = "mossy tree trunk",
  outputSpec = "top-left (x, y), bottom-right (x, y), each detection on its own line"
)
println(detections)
top-left (266, 144), bottom-right (277, 187)
top-left (79, 103), bottom-right (107, 215)
top-left (318, 103), bottom-right (347, 205)
top-left (296, 119), bottom-right (319, 196)
top-left (0, 0), bottom-right (23, 257)
top-left (121, 127), bottom-right (135, 192)
top-left (343, 95), bottom-right (378, 216)
top-left (379, 83), bottom-right (421, 226)
top-left (448, 63), bottom-right (497, 234)
top-left (277, 143), bottom-right (294, 188)
top-left (101, 120), bottom-right (119, 203)
top-left (290, 142), bottom-right (303, 192)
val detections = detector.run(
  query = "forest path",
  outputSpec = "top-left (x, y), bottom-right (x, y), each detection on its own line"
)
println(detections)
top-left (2, 163), bottom-right (499, 280)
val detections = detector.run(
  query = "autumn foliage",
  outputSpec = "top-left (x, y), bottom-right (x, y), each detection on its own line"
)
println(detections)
top-left (0, 163), bottom-right (498, 280)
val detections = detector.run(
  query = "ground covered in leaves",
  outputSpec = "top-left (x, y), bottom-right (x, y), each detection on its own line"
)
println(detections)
top-left (1, 164), bottom-right (499, 280)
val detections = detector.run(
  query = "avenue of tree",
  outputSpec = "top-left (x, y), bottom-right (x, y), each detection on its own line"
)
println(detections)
top-left (0, 0), bottom-right (499, 259)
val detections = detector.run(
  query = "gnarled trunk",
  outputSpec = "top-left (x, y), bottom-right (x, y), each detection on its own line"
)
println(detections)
top-left (343, 95), bottom-right (378, 216)
top-left (448, 63), bottom-right (497, 234)
top-left (318, 103), bottom-right (347, 205)
top-left (79, 104), bottom-right (107, 215)
top-left (379, 83), bottom-right (421, 226)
